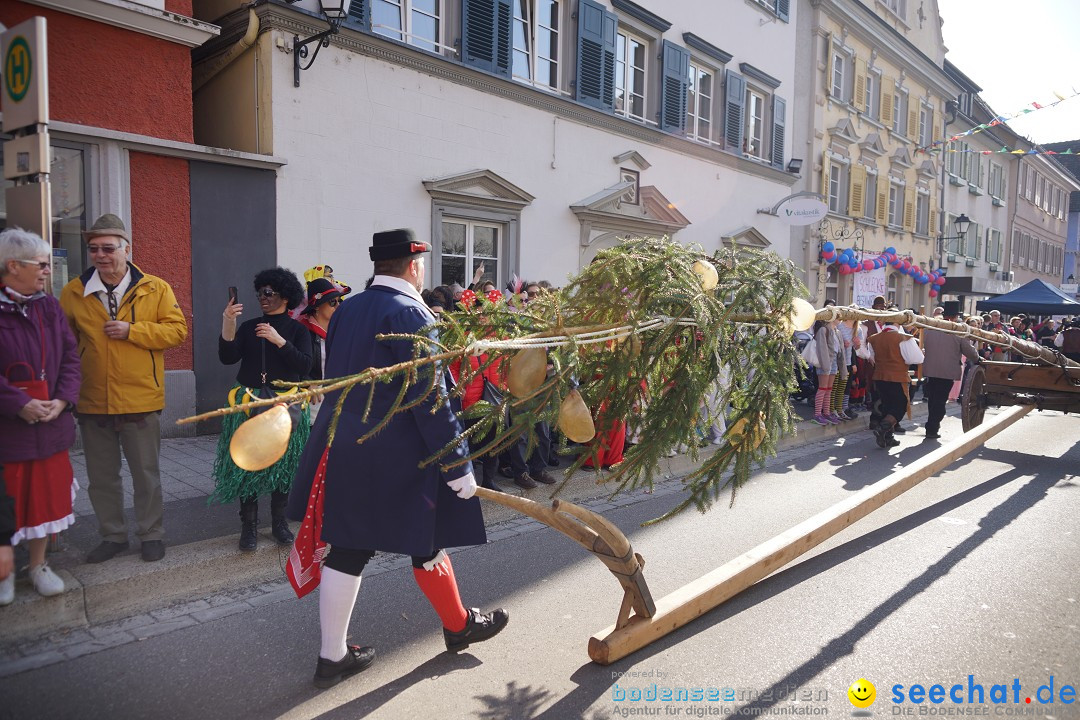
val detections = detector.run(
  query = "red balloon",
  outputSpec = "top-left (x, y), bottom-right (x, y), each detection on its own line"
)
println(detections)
top-left (822, 251), bottom-right (835, 260)
top-left (934, 276), bottom-right (945, 285)
top-left (928, 289), bottom-right (938, 298)
top-left (862, 260), bottom-right (874, 271)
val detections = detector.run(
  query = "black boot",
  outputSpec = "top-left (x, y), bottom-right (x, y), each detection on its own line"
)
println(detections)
top-left (239, 499), bottom-right (258, 552)
top-left (480, 459), bottom-right (498, 490)
top-left (270, 491), bottom-right (294, 546)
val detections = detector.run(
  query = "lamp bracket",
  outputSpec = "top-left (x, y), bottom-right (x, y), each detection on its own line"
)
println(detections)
top-left (293, 25), bottom-right (339, 87)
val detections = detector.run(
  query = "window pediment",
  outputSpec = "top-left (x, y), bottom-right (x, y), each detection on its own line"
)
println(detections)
top-left (890, 146), bottom-right (913, 168)
top-left (722, 226), bottom-right (771, 249)
top-left (918, 159), bottom-right (936, 177)
top-left (859, 132), bottom-right (887, 157)
top-left (571, 182), bottom-right (690, 245)
top-left (613, 150), bottom-right (651, 170)
top-left (828, 118), bottom-right (859, 145)
top-left (423, 169), bottom-right (535, 212)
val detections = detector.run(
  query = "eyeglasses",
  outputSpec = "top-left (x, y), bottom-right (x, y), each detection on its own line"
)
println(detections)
top-left (527, 290), bottom-right (541, 298)
top-left (327, 298), bottom-right (341, 307)
top-left (87, 244), bottom-right (122, 255)
top-left (16, 259), bottom-right (50, 270)
top-left (257, 288), bottom-right (280, 298)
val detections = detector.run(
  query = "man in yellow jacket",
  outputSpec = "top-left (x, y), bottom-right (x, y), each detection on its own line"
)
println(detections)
top-left (59, 214), bottom-right (188, 563)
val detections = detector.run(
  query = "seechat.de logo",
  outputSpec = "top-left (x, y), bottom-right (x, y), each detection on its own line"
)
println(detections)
top-left (848, 678), bottom-right (877, 709)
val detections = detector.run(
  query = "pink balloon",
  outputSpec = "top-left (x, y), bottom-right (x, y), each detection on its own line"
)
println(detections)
top-left (929, 289), bottom-right (938, 298)
top-left (934, 276), bottom-right (945, 285)
top-left (862, 260), bottom-right (874, 271)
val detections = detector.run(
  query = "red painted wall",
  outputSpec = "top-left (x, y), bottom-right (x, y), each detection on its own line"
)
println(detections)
top-left (166, 0), bottom-right (194, 15)
top-left (0, 2), bottom-right (193, 142)
top-left (129, 152), bottom-right (194, 371)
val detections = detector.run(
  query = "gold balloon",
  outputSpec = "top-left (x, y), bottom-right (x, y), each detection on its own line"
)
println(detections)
top-left (692, 259), bottom-right (719, 291)
top-left (725, 412), bottom-right (766, 450)
top-left (558, 389), bottom-right (596, 443)
top-left (230, 404), bottom-right (293, 471)
top-left (507, 347), bottom-right (548, 398)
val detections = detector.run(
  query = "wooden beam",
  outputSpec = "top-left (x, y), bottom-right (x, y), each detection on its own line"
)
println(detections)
top-left (588, 404), bottom-right (1034, 665)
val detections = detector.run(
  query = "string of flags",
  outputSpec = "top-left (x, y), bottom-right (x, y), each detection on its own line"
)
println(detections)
top-left (939, 146), bottom-right (1078, 156)
top-left (916, 88), bottom-right (1080, 155)
top-left (820, 243), bottom-right (947, 297)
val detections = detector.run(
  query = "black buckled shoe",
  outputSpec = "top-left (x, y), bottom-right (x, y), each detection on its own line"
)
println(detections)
top-left (86, 540), bottom-right (129, 564)
top-left (444, 607), bottom-right (510, 653)
top-left (313, 645), bottom-right (376, 689)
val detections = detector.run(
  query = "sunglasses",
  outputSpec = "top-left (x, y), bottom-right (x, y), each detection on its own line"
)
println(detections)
top-left (87, 244), bottom-right (122, 255)
top-left (327, 298), bottom-right (341, 307)
top-left (16, 259), bottom-right (50, 270)
top-left (257, 288), bottom-right (280, 298)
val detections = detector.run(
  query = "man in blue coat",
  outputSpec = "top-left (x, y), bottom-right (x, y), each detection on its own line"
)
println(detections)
top-left (288, 228), bottom-right (508, 689)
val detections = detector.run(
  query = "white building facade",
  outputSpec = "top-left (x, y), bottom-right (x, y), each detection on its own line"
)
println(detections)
top-left (193, 0), bottom-right (803, 290)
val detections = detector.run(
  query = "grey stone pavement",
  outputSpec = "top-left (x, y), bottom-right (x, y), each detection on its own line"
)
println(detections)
top-left (0, 394), bottom-right (944, 679)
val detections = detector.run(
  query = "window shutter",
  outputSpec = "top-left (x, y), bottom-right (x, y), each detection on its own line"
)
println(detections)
top-left (932, 110), bottom-right (941, 147)
top-left (876, 185), bottom-right (888, 225)
top-left (463, 0), bottom-right (513, 77)
top-left (853, 56), bottom-right (866, 111)
top-left (929, 208), bottom-right (937, 239)
top-left (849, 163), bottom-right (866, 216)
top-left (903, 187), bottom-right (915, 231)
top-left (724, 70), bottom-right (746, 154)
top-left (880, 76), bottom-right (894, 127)
top-left (346, 0), bottom-right (370, 30)
top-left (771, 95), bottom-right (786, 170)
top-left (775, 0), bottom-right (790, 22)
top-left (575, 0), bottom-right (617, 111)
top-left (906, 103), bottom-right (918, 142)
top-left (660, 40), bottom-right (690, 134)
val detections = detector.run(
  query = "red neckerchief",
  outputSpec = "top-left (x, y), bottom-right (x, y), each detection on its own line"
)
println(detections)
top-left (299, 314), bottom-right (327, 339)
top-left (287, 446), bottom-right (330, 598)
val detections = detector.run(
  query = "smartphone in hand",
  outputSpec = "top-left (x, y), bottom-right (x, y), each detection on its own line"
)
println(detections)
top-left (228, 286), bottom-right (238, 304)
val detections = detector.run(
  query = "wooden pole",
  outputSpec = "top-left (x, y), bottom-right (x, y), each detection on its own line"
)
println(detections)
top-left (817, 306), bottom-right (1079, 370)
top-left (588, 403), bottom-right (1034, 665)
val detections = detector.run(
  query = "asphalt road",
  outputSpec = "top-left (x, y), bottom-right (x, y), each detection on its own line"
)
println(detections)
top-left (2, 409), bottom-right (1078, 720)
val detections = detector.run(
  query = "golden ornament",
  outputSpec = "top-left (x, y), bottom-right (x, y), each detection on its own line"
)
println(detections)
top-left (692, 259), bottom-right (719, 291)
top-left (507, 347), bottom-right (548, 398)
top-left (558, 389), bottom-right (596, 443)
top-left (229, 404), bottom-right (293, 471)
top-left (725, 412), bottom-right (766, 450)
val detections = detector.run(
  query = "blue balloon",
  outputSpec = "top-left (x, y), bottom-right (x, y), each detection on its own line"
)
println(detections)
top-left (885, 246), bottom-right (896, 255)
top-left (822, 241), bottom-right (835, 253)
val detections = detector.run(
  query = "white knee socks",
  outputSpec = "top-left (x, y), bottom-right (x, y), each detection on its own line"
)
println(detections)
top-left (319, 567), bottom-right (362, 662)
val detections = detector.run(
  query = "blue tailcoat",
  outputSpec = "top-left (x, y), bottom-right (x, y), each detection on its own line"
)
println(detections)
top-left (287, 284), bottom-right (483, 556)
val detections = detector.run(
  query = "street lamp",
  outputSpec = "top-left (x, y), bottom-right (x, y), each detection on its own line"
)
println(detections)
top-left (294, 0), bottom-right (353, 87)
top-left (938, 213), bottom-right (970, 254)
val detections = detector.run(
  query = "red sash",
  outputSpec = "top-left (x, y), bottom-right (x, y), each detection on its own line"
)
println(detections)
top-left (286, 447), bottom-right (330, 598)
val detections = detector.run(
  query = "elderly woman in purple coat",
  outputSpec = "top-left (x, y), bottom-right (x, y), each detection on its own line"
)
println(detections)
top-left (0, 228), bottom-right (81, 605)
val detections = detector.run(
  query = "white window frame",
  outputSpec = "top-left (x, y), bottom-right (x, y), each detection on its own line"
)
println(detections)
top-left (891, 87), bottom-right (908, 136)
top-left (864, 169), bottom-right (878, 221)
top-left (372, 0), bottom-right (443, 53)
top-left (615, 28), bottom-right (649, 123)
top-left (686, 59), bottom-right (716, 145)
top-left (882, 0), bottom-right (906, 20)
top-left (888, 180), bottom-right (903, 228)
top-left (512, 0), bottom-right (563, 93)
top-left (438, 217), bottom-right (503, 289)
top-left (865, 69), bottom-right (880, 121)
top-left (915, 190), bottom-right (929, 235)
top-left (918, 102), bottom-right (931, 147)
top-left (831, 49), bottom-right (849, 102)
top-left (745, 86), bottom-right (768, 160)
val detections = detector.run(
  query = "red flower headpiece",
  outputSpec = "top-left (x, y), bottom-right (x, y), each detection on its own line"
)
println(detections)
top-left (486, 290), bottom-right (503, 304)
top-left (459, 289), bottom-right (477, 309)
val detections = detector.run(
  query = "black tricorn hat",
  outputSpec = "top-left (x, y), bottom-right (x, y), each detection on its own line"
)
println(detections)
top-left (369, 228), bottom-right (431, 262)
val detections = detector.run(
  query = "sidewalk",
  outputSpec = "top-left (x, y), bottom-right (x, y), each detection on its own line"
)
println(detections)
top-left (1, 396), bottom-right (941, 647)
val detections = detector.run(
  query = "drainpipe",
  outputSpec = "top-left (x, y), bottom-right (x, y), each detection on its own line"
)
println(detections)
top-left (193, 8), bottom-right (261, 92)
top-left (938, 100), bottom-right (955, 299)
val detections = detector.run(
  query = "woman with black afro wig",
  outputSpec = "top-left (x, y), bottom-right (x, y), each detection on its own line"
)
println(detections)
top-left (214, 267), bottom-right (313, 551)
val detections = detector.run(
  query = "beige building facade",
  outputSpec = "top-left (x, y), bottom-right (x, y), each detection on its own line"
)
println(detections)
top-left (794, 0), bottom-right (960, 310)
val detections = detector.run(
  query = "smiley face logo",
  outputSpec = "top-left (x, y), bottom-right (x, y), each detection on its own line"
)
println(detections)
top-left (848, 679), bottom-right (876, 708)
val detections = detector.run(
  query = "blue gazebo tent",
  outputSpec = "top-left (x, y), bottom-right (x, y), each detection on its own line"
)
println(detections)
top-left (975, 278), bottom-right (1080, 315)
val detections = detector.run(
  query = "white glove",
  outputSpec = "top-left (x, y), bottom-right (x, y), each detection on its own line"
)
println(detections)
top-left (447, 472), bottom-right (478, 499)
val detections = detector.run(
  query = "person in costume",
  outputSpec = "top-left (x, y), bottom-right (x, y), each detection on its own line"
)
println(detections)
top-left (297, 278), bottom-right (348, 421)
top-left (866, 319), bottom-right (924, 449)
top-left (216, 267), bottom-right (313, 551)
top-left (0, 228), bottom-right (81, 602)
top-left (287, 229), bottom-right (509, 690)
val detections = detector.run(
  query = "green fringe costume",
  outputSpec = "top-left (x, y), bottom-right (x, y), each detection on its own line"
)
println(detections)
top-left (210, 385), bottom-right (311, 504)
